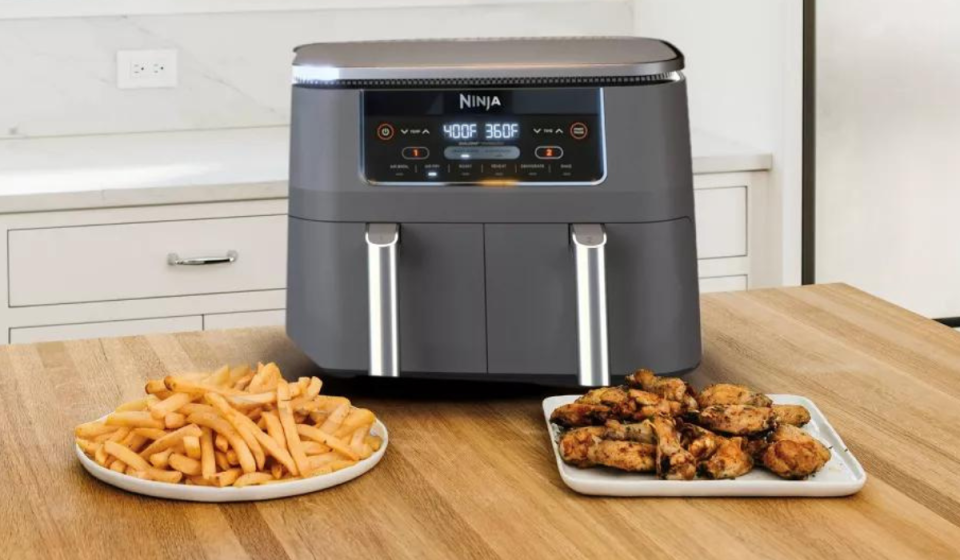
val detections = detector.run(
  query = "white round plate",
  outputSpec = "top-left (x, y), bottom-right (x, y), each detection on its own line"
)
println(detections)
top-left (77, 418), bottom-right (388, 502)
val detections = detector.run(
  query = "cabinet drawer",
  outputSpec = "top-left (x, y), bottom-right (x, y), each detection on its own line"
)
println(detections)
top-left (8, 215), bottom-right (286, 306)
top-left (699, 275), bottom-right (748, 293)
top-left (695, 187), bottom-right (747, 259)
top-left (204, 309), bottom-right (285, 330)
top-left (10, 316), bottom-right (202, 344)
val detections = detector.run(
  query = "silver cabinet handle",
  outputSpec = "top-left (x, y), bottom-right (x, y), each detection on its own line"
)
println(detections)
top-left (366, 223), bottom-right (400, 378)
top-left (572, 224), bottom-right (610, 387)
top-left (167, 250), bottom-right (238, 266)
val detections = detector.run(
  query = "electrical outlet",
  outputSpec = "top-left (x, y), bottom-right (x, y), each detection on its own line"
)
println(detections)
top-left (117, 49), bottom-right (178, 89)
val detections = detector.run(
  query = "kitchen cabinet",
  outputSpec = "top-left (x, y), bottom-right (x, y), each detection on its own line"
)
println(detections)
top-left (203, 309), bottom-right (285, 330)
top-left (9, 315), bottom-right (202, 344)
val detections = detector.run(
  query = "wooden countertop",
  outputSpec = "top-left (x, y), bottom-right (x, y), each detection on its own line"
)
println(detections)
top-left (2, 284), bottom-right (959, 559)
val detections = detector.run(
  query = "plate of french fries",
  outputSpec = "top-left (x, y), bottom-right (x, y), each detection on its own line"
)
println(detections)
top-left (74, 363), bottom-right (387, 502)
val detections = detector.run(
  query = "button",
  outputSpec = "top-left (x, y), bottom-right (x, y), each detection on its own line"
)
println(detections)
top-left (444, 146), bottom-right (520, 160)
top-left (569, 122), bottom-right (588, 140)
top-left (535, 146), bottom-right (564, 160)
top-left (402, 146), bottom-right (430, 160)
top-left (376, 123), bottom-right (395, 141)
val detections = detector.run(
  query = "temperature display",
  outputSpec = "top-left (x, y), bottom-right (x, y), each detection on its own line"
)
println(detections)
top-left (484, 122), bottom-right (519, 140)
top-left (442, 123), bottom-right (478, 140)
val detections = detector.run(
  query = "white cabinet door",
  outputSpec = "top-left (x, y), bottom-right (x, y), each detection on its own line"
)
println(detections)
top-left (699, 275), bottom-right (748, 294)
top-left (10, 316), bottom-right (202, 344)
top-left (204, 310), bottom-right (285, 330)
top-left (8, 215), bottom-right (286, 306)
top-left (695, 186), bottom-right (747, 259)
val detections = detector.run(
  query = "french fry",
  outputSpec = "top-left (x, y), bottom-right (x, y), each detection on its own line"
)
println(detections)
top-left (334, 409), bottom-right (376, 439)
top-left (229, 365), bottom-right (252, 385)
top-left (179, 403), bottom-right (218, 417)
top-left (104, 440), bottom-right (153, 472)
top-left (262, 411), bottom-right (286, 449)
top-left (188, 475), bottom-right (215, 487)
top-left (214, 433), bottom-right (229, 453)
top-left (109, 460), bottom-right (127, 473)
top-left (200, 427), bottom-right (216, 479)
top-left (248, 362), bottom-right (281, 393)
top-left (301, 441), bottom-right (331, 455)
top-left (76, 438), bottom-right (98, 455)
top-left (107, 427), bottom-right (132, 443)
top-left (205, 393), bottom-right (297, 475)
top-left (132, 428), bottom-right (168, 441)
top-left (271, 462), bottom-right (284, 480)
top-left (164, 412), bottom-right (186, 429)
top-left (185, 412), bottom-right (257, 474)
top-left (149, 448), bottom-right (174, 469)
top-left (183, 435), bottom-right (202, 460)
top-left (226, 450), bottom-right (239, 466)
top-left (234, 374), bottom-right (254, 391)
top-left (304, 377), bottom-right (323, 400)
top-left (106, 411), bottom-right (165, 430)
top-left (115, 395), bottom-right (159, 412)
top-left (145, 379), bottom-right (170, 397)
top-left (277, 383), bottom-right (311, 477)
top-left (204, 365), bottom-right (231, 388)
top-left (149, 392), bottom-right (194, 420)
top-left (138, 424), bottom-right (202, 458)
top-left (169, 453), bottom-right (202, 476)
top-left (94, 443), bottom-right (109, 466)
top-left (215, 468), bottom-right (242, 487)
top-left (140, 468), bottom-right (183, 484)
top-left (214, 451), bottom-right (230, 471)
top-left (233, 472), bottom-right (274, 488)
top-left (320, 403), bottom-right (351, 434)
top-left (163, 376), bottom-right (246, 397)
top-left (75, 421), bottom-right (117, 440)
top-left (296, 424), bottom-right (360, 461)
top-left (366, 436), bottom-right (383, 452)
top-left (349, 426), bottom-right (370, 457)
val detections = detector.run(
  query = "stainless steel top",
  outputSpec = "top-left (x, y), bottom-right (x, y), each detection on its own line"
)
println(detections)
top-left (292, 37), bottom-right (683, 85)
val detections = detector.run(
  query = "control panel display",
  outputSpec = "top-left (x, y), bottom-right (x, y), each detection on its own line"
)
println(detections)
top-left (362, 89), bottom-right (605, 185)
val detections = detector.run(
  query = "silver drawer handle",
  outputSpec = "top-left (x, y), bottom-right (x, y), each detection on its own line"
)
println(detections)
top-left (167, 250), bottom-right (238, 266)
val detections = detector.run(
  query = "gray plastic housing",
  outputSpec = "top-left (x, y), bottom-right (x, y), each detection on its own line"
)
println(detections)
top-left (287, 42), bottom-right (701, 385)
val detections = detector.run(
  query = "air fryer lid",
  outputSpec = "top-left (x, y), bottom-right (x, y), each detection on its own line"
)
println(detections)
top-left (292, 37), bottom-right (683, 87)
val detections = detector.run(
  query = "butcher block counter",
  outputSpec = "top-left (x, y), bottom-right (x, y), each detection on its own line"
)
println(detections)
top-left (2, 284), bottom-right (960, 559)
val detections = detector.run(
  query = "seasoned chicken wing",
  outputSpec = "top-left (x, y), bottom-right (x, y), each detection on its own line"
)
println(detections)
top-left (558, 426), bottom-right (606, 467)
top-left (772, 404), bottom-right (811, 427)
top-left (697, 383), bottom-right (772, 408)
top-left (651, 415), bottom-right (696, 480)
top-left (699, 437), bottom-right (754, 479)
top-left (577, 386), bottom-right (631, 407)
top-left (698, 405), bottom-right (774, 436)
top-left (550, 403), bottom-right (612, 428)
top-left (604, 419), bottom-right (655, 444)
top-left (679, 423), bottom-right (720, 462)
top-left (626, 369), bottom-right (699, 412)
top-left (625, 389), bottom-right (683, 419)
top-left (761, 424), bottom-right (831, 479)
top-left (588, 440), bottom-right (657, 473)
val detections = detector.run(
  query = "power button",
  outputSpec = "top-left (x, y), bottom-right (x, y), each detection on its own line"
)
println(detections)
top-left (376, 123), bottom-right (395, 141)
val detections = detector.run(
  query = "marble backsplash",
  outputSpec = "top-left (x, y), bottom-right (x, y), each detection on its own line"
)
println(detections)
top-left (0, 2), bottom-right (632, 139)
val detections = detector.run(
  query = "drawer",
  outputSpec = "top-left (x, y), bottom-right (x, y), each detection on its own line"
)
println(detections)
top-left (695, 186), bottom-right (747, 259)
top-left (204, 309), bottom-right (285, 330)
top-left (699, 275), bottom-right (748, 293)
top-left (8, 215), bottom-right (286, 306)
top-left (10, 316), bottom-right (202, 344)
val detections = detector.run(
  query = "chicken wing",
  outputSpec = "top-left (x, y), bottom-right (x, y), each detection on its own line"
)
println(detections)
top-left (696, 383), bottom-right (772, 408)
top-left (558, 426), bottom-right (606, 467)
top-left (772, 404), bottom-right (811, 427)
top-left (604, 419), bottom-right (656, 444)
top-left (626, 369), bottom-right (699, 412)
top-left (624, 389), bottom-right (683, 420)
top-left (680, 423), bottom-right (721, 462)
top-left (760, 424), bottom-right (831, 479)
top-left (550, 403), bottom-right (612, 428)
top-left (699, 437), bottom-right (754, 479)
top-left (698, 405), bottom-right (774, 436)
top-left (588, 440), bottom-right (657, 473)
top-left (577, 386), bottom-right (631, 407)
top-left (651, 415), bottom-right (697, 480)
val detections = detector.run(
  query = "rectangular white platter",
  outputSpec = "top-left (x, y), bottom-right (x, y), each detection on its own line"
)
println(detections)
top-left (543, 394), bottom-right (866, 497)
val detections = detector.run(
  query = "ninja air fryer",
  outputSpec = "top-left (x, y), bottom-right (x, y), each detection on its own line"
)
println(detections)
top-left (287, 37), bottom-right (701, 386)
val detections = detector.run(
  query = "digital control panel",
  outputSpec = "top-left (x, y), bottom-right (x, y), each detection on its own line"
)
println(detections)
top-left (362, 89), bottom-right (605, 185)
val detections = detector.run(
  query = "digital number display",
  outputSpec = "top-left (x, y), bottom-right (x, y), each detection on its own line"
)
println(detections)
top-left (484, 123), bottom-right (519, 141)
top-left (442, 123), bottom-right (477, 140)
top-left (442, 122), bottom-right (520, 142)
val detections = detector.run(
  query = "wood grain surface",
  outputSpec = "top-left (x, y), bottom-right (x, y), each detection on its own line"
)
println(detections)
top-left (2, 284), bottom-right (960, 559)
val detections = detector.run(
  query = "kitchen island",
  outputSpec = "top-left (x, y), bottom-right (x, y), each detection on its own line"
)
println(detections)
top-left (1, 284), bottom-right (958, 559)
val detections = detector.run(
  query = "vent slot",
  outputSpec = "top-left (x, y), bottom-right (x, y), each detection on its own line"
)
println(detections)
top-left (293, 72), bottom-right (682, 90)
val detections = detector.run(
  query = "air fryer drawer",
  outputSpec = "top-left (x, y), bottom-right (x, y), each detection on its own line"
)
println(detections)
top-left (8, 216), bottom-right (286, 306)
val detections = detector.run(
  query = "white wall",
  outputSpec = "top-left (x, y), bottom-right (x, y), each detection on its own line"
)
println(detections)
top-left (0, 1), bottom-right (632, 139)
top-left (816, 0), bottom-right (960, 318)
top-left (634, 0), bottom-right (804, 285)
